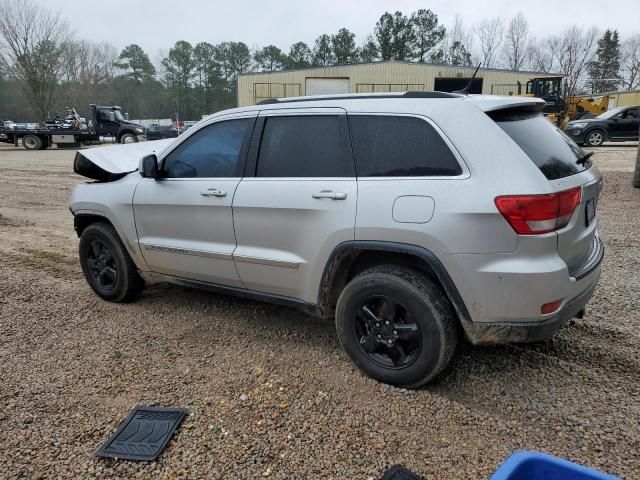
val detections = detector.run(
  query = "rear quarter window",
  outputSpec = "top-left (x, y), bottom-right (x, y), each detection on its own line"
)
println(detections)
top-left (348, 115), bottom-right (462, 177)
top-left (490, 109), bottom-right (591, 180)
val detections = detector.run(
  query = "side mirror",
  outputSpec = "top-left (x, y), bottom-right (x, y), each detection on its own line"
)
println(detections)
top-left (140, 154), bottom-right (160, 179)
top-left (109, 112), bottom-right (116, 122)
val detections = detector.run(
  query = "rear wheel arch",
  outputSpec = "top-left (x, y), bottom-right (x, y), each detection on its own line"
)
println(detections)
top-left (319, 241), bottom-right (471, 329)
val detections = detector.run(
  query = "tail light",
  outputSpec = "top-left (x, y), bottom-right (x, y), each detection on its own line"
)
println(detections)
top-left (541, 299), bottom-right (563, 314)
top-left (495, 187), bottom-right (582, 235)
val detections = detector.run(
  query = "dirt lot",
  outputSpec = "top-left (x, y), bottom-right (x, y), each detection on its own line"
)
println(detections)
top-left (1, 142), bottom-right (639, 479)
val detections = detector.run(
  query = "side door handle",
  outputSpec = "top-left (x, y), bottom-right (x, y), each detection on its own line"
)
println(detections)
top-left (312, 190), bottom-right (347, 200)
top-left (201, 188), bottom-right (227, 198)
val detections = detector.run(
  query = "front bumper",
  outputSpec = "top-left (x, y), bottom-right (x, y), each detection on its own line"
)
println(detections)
top-left (563, 128), bottom-right (586, 143)
top-left (137, 134), bottom-right (147, 142)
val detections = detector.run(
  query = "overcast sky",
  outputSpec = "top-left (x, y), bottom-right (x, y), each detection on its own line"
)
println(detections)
top-left (37, 0), bottom-right (640, 60)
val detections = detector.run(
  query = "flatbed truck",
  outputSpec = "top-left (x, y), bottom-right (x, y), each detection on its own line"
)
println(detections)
top-left (0, 105), bottom-right (146, 150)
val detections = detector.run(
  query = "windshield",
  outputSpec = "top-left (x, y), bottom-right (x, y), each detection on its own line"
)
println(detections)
top-left (113, 110), bottom-right (126, 122)
top-left (597, 107), bottom-right (624, 120)
top-left (491, 110), bottom-right (591, 180)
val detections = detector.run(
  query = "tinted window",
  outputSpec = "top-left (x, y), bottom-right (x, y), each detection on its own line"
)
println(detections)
top-left (256, 116), bottom-right (353, 177)
top-left (492, 110), bottom-right (590, 180)
top-left (163, 119), bottom-right (251, 178)
top-left (349, 115), bottom-right (462, 177)
top-left (624, 108), bottom-right (639, 119)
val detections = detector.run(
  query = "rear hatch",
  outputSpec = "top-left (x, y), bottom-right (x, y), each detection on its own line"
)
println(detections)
top-left (490, 108), bottom-right (603, 273)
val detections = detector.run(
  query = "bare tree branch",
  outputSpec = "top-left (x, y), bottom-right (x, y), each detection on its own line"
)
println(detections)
top-left (502, 13), bottom-right (529, 70)
top-left (551, 26), bottom-right (599, 98)
top-left (476, 17), bottom-right (503, 68)
top-left (622, 35), bottom-right (640, 90)
top-left (0, 0), bottom-right (71, 118)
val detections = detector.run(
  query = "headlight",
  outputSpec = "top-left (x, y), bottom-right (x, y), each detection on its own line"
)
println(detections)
top-left (570, 122), bottom-right (588, 129)
top-left (135, 127), bottom-right (144, 133)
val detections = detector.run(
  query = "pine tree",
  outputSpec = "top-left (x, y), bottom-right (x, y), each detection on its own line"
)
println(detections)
top-left (115, 44), bottom-right (156, 82)
top-left (286, 42), bottom-right (312, 69)
top-left (588, 30), bottom-right (622, 93)
top-left (253, 45), bottom-right (286, 72)
top-left (332, 28), bottom-right (359, 65)
top-left (374, 11), bottom-right (416, 61)
top-left (410, 9), bottom-right (445, 62)
top-left (312, 34), bottom-right (335, 66)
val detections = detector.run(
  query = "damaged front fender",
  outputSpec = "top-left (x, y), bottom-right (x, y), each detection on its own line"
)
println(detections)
top-left (73, 139), bottom-right (175, 181)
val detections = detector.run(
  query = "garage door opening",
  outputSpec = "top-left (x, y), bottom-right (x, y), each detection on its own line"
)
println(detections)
top-left (305, 78), bottom-right (350, 96)
top-left (434, 77), bottom-right (483, 94)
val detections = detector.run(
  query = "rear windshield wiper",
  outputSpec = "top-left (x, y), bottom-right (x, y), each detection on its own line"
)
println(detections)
top-left (576, 151), bottom-right (594, 165)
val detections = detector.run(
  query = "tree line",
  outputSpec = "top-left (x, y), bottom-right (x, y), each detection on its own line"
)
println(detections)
top-left (0, 0), bottom-right (639, 122)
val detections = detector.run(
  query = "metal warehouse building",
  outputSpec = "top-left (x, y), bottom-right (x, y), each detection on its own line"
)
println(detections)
top-left (237, 61), bottom-right (561, 106)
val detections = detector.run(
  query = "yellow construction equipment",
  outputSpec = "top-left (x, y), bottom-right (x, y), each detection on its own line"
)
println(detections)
top-left (517, 76), bottom-right (610, 128)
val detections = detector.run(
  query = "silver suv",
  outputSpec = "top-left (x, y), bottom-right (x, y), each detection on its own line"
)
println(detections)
top-left (70, 92), bottom-right (604, 388)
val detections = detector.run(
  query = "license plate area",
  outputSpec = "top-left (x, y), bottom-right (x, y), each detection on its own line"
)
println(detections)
top-left (585, 198), bottom-right (596, 226)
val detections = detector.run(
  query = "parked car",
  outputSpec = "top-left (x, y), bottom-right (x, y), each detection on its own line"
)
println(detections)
top-left (564, 104), bottom-right (640, 147)
top-left (146, 124), bottom-right (180, 141)
top-left (70, 92), bottom-right (604, 388)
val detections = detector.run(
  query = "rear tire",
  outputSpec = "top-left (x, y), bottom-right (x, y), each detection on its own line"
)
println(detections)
top-left (79, 223), bottom-right (144, 302)
top-left (335, 265), bottom-right (458, 388)
top-left (586, 129), bottom-right (605, 147)
top-left (22, 134), bottom-right (42, 150)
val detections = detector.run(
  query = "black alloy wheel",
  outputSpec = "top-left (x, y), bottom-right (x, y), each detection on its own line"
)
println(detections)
top-left (85, 239), bottom-right (118, 291)
top-left (78, 222), bottom-right (144, 302)
top-left (354, 295), bottom-right (421, 369)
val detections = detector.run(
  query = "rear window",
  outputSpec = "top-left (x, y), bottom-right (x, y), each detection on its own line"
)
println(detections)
top-left (257, 115), bottom-right (354, 177)
top-left (491, 110), bottom-right (591, 180)
top-left (349, 115), bottom-right (462, 177)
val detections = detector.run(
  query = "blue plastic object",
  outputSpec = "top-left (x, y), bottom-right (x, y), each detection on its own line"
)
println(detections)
top-left (490, 451), bottom-right (619, 480)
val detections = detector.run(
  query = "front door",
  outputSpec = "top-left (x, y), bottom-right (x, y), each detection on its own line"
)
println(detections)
top-left (232, 109), bottom-right (357, 303)
top-left (96, 109), bottom-right (119, 137)
top-left (133, 113), bottom-right (256, 286)
top-left (619, 108), bottom-right (640, 138)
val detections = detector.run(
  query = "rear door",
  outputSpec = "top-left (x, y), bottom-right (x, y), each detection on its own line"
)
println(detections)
top-left (232, 108), bottom-right (357, 303)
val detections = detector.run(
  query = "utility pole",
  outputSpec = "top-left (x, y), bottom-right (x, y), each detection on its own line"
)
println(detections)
top-left (634, 126), bottom-right (640, 188)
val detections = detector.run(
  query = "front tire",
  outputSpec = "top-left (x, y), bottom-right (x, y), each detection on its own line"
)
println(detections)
top-left (586, 129), bottom-right (605, 147)
top-left (120, 133), bottom-right (137, 144)
top-left (79, 223), bottom-right (144, 302)
top-left (335, 265), bottom-right (458, 388)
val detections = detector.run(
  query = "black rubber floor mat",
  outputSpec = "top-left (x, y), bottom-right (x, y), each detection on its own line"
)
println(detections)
top-left (95, 406), bottom-right (188, 461)
top-left (381, 465), bottom-right (425, 480)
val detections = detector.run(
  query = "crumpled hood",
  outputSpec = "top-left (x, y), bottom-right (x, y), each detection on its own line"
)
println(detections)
top-left (73, 139), bottom-right (175, 181)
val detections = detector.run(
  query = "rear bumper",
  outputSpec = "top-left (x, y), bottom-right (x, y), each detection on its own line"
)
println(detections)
top-left (441, 235), bottom-right (604, 345)
top-left (464, 275), bottom-right (599, 344)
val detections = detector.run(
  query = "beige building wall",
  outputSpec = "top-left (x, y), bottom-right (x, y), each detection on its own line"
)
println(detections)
top-left (608, 90), bottom-right (640, 108)
top-left (237, 62), bottom-right (561, 106)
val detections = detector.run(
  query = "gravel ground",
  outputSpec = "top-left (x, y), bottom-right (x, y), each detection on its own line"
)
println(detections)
top-left (0, 142), bottom-right (639, 479)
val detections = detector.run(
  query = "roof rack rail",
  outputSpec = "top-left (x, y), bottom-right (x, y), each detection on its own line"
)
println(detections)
top-left (256, 91), bottom-right (460, 105)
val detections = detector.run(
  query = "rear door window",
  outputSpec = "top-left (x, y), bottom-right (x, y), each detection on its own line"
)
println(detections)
top-left (348, 115), bottom-right (462, 177)
top-left (256, 115), bottom-right (354, 177)
top-left (491, 110), bottom-right (590, 180)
